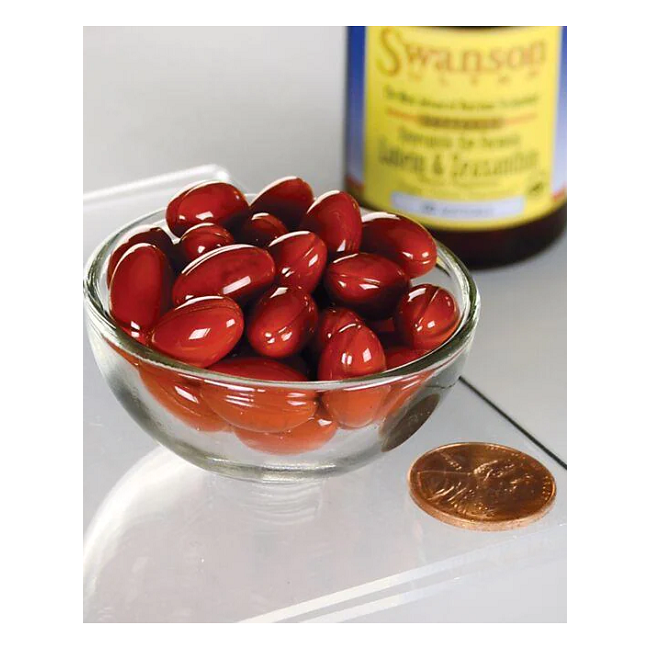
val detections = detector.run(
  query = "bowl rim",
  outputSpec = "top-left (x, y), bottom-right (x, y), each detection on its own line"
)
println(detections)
top-left (84, 206), bottom-right (480, 390)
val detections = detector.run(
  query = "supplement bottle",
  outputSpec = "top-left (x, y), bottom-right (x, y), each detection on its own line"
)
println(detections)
top-left (345, 26), bottom-right (567, 267)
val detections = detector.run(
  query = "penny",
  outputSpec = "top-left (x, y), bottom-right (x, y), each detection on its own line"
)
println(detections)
top-left (408, 443), bottom-right (556, 531)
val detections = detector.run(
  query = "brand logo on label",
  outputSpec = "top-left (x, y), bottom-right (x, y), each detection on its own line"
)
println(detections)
top-left (376, 27), bottom-right (546, 79)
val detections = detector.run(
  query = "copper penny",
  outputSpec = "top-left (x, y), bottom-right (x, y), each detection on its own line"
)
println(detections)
top-left (408, 442), bottom-right (556, 531)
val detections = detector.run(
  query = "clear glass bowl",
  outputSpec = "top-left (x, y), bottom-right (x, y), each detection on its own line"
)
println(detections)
top-left (84, 205), bottom-right (480, 481)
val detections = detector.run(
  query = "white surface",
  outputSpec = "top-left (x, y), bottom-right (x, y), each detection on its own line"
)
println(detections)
top-left (468, 235), bottom-right (567, 462)
top-left (83, 27), bottom-right (345, 194)
top-left (83, 387), bottom-right (566, 623)
top-left (83, 167), bottom-right (566, 623)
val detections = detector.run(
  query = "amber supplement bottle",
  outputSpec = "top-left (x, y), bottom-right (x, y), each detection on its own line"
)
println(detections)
top-left (345, 27), bottom-right (567, 268)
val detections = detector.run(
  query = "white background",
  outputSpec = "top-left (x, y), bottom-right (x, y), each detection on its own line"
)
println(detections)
top-left (84, 26), bottom-right (346, 193)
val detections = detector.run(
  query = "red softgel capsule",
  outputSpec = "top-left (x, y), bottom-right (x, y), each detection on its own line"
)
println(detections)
top-left (361, 212), bottom-right (437, 279)
top-left (384, 346), bottom-right (430, 370)
top-left (267, 230), bottom-right (327, 294)
top-left (109, 243), bottom-right (173, 336)
top-left (202, 357), bottom-right (317, 433)
top-left (149, 296), bottom-right (244, 368)
top-left (235, 406), bottom-right (337, 455)
top-left (139, 366), bottom-right (229, 432)
top-left (318, 323), bottom-right (386, 380)
top-left (172, 244), bottom-right (275, 306)
top-left (177, 222), bottom-right (234, 265)
top-left (106, 226), bottom-right (175, 285)
top-left (250, 177), bottom-right (314, 229)
top-left (238, 213), bottom-right (288, 247)
top-left (323, 385), bottom-right (391, 430)
top-left (376, 373), bottom-right (428, 421)
top-left (166, 181), bottom-right (250, 237)
top-left (300, 190), bottom-right (362, 257)
top-left (394, 284), bottom-right (460, 350)
top-left (246, 286), bottom-right (318, 359)
top-left (324, 252), bottom-right (409, 320)
top-left (311, 306), bottom-right (363, 355)
top-left (165, 182), bottom-right (196, 233)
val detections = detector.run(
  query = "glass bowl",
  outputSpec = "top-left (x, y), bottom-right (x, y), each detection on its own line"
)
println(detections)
top-left (84, 205), bottom-right (480, 481)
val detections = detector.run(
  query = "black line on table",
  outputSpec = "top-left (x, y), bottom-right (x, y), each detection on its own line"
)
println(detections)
top-left (459, 376), bottom-right (567, 470)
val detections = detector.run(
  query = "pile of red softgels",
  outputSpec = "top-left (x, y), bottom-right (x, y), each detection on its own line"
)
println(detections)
top-left (108, 177), bottom-right (460, 382)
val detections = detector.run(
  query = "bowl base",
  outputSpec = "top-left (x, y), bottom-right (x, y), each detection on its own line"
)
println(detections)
top-left (159, 435), bottom-right (382, 483)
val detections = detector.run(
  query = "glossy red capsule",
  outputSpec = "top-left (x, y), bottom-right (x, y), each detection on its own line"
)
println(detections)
top-left (221, 346), bottom-right (309, 376)
top-left (109, 243), bottom-right (173, 335)
top-left (324, 252), bottom-right (409, 320)
top-left (323, 385), bottom-right (391, 429)
top-left (267, 231), bottom-right (327, 294)
top-left (166, 181), bottom-right (250, 236)
top-left (384, 346), bottom-right (430, 370)
top-left (235, 406), bottom-right (337, 455)
top-left (139, 366), bottom-right (229, 432)
top-left (202, 357), bottom-right (317, 433)
top-left (300, 191), bottom-right (362, 257)
top-left (177, 222), bottom-right (234, 265)
top-left (376, 374), bottom-right (428, 421)
top-left (318, 323), bottom-right (386, 380)
top-left (250, 176), bottom-right (314, 229)
top-left (246, 286), bottom-right (318, 359)
top-left (361, 212), bottom-right (437, 278)
top-left (394, 284), bottom-right (460, 350)
top-left (311, 306), bottom-right (363, 355)
top-left (149, 296), bottom-right (244, 367)
top-left (172, 244), bottom-right (275, 306)
top-left (238, 212), bottom-right (288, 247)
top-left (165, 182), bottom-right (196, 233)
top-left (106, 226), bottom-right (175, 286)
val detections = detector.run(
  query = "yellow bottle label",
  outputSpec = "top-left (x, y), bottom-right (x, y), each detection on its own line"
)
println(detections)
top-left (348, 27), bottom-right (567, 231)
